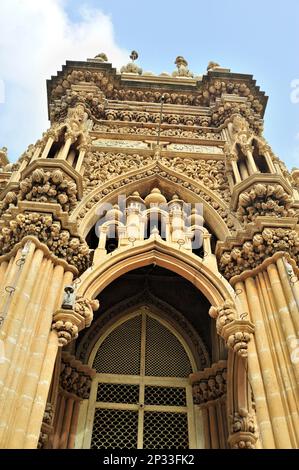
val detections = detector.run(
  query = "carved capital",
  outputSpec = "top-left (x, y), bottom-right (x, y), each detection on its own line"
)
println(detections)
top-left (209, 301), bottom-right (254, 357)
top-left (228, 431), bottom-right (257, 449)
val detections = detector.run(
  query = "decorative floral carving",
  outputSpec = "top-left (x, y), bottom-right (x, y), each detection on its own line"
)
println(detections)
top-left (52, 317), bottom-right (79, 346)
top-left (37, 432), bottom-right (48, 449)
top-left (0, 191), bottom-right (18, 216)
top-left (103, 108), bottom-right (212, 127)
top-left (0, 212), bottom-right (90, 274)
top-left (78, 162), bottom-right (234, 229)
top-left (161, 157), bottom-right (230, 202)
top-left (74, 296), bottom-right (100, 328)
top-left (227, 331), bottom-right (252, 357)
top-left (211, 104), bottom-right (262, 135)
top-left (237, 183), bottom-right (294, 223)
top-left (219, 228), bottom-right (299, 279)
top-left (209, 300), bottom-right (236, 335)
top-left (43, 403), bottom-right (54, 426)
top-left (209, 301), bottom-right (254, 358)
top-left (93, 123), bottom-right (223, 140)
top-left (51, 89), bottom-right (106, 123)
top-left (230, 409), bottom-right (256, 441)
top-left (83, 151), bottom-right (153, 192)
top-left (18, 168), bottom-right (79, 212)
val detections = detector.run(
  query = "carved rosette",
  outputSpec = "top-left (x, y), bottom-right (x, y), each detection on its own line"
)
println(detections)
top-left (237, 183), bottom-right (294, 223)
top-left (209, 301), bottom-right (254, 358)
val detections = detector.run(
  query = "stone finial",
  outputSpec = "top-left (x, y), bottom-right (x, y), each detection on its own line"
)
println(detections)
top-left (172, 56), bottom-right (194, 78)
top-left (130, 50), bottom-right (138, 61)
top-left (207, 61), bottom-right (220, 71)
top-left (94, 52), bottom-right (108, 62)
top-left (120, 50), bottom-right (142, 75)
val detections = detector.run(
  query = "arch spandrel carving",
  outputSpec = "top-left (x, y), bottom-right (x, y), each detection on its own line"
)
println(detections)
top-left (71, 163), bottom-right (238, 241)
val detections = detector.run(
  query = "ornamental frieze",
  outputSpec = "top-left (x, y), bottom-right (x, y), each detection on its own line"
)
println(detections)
top-left (190, 361), bottom-right (227, 405)
top-left (92, 123), bottom-right (223, 141)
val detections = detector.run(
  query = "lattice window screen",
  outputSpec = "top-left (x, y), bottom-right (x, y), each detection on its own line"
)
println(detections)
top-left (92, 315), bottom-right (142, 375)
top-left (143, 411), bottom-right (189, 449)
top-left (144, 386), bottom-right (186, 406)
top-left (91, 409), bottom-right (138, 449)
top-left (145, 316), bottom-right (192, 377)
top-left (97, 383), bottom-right (139, 403)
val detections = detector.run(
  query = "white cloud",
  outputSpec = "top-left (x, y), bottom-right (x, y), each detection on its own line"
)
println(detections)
top-left (0, 0), bottom-right (128, 161)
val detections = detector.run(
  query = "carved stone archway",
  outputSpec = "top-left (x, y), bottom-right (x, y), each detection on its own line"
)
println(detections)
top-left (71, 163), bottom-right (239, 240)
top-left (71, 239), bottom-right (257, 449)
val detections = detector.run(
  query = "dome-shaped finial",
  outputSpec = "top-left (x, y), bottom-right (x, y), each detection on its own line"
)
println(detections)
top-left (207, 61), bottom-right (220, 71)
top-left (130, 50), bottom-right (138, 62)
top-left (172, 56), bottom-right (193, 78)
top-left (121, 50), bottom-right (142, 75)
top-left (94, 52), bottom-right (108, 62)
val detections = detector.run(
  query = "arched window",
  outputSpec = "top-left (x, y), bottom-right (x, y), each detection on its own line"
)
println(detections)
top-left (236, 144), bottom-right (250, 179)
top-left (84, 308), bottom-right (197, 449)
top-left (252, 139), bottom-right (270, 173)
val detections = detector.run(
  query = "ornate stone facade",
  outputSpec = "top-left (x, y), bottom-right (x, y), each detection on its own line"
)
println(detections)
top-left (0, 53), bottom-right (298, 450)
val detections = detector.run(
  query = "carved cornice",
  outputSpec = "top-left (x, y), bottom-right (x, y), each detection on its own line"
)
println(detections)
top-left (190, 360), bottom-right (227, 405)
top-left (47, 61), bottom-right (267, 131)
top-left (216, 217), bottom-right (299, 280)
top-left (59, 352), bottom-right (96, 399)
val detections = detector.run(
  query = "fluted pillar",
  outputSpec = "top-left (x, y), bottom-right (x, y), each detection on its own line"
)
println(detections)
top-left (227, 252), bottom-right (299, 449)
top-left (0, 241), bottom-right (75, 449)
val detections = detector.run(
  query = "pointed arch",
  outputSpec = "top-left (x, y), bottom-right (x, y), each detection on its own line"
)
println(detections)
top-left (77, 238), bottom-right (234, 306)
top-left (73, 169), bottom-right (236, 241)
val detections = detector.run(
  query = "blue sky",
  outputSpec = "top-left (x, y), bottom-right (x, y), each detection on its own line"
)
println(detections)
top-left (0, 0), bottom-right (298, 168)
